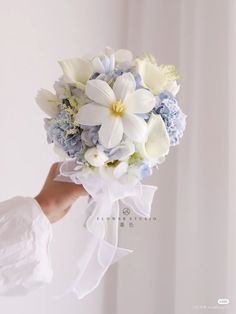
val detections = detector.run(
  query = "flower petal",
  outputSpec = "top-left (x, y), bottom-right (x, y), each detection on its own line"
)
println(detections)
top-left (125, 89), bottom-right (156, 114)
top-left (109, 54), bottom-right (115, 71)
top-left (122, 114), bottom-right (147, 142)
top-left (85, 79), bottom-right (115, 106)
top-left (104, 46), bottom-right (114, 56)
top-left (136, 59), bottom-right (167, 95)
top-left (58, 58), bottom-right (93, 88)
top-left (165, 80), bottom-right (180, 96)
top-left (92, 57), bottom-right (105, 73)
top-left (84, 147), bottom-right (108, 167)
top-left (36, 89), bottom-right (60, 117)
top-left (99, 116), bottom-right (123, 148)
top-left (113, 73), bottom-right (136, 101)
top-left (108, 140), bottom-right (135, 161)
top-left (77, 103), bottom-right (109, 126)
top-left (138, 113), bottom-right (170, 162)
top-left (115, 49), bottom-right (133, 64)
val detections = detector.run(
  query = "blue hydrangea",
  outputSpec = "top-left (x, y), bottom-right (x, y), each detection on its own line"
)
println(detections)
top-left (139, 162), bottom-right (153, 178)
top-left (44, 109), bottom-right (85, 160)
top-left (134, 73), bottom-right (143, 89)
top-left (93, 54), bottom-right (114, 75)
top-left (55, 109), bottom-right (74, 131)
top-left (53, 77), bottom-right (70, 100)
top-left (81, 125), bottom-right (99, 147)
top-left (153, 91), bottom-right (186, 145)
top-left (106, 141), bottom-right (134, 161)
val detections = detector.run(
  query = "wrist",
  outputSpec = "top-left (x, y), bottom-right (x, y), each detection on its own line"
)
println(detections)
top-left (34, 194), bottom-right (55, 222)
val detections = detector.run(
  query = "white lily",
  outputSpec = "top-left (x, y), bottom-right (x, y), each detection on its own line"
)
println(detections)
top-left (84, 147), bottom-right (108, 167)
top-left (58, 58), bottom-right (93, 90)
top-left (136, 58), bottom-right (180, 96)
top-left (77, 73), bottom-right (156, 149)
top-left (36, 89), bottom-right (60, 117)
top-left (137, 113), bottom-right (170, 163)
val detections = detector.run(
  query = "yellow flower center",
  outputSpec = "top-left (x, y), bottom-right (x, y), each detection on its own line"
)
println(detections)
top-left (110, 100), bottom-right (125, 116)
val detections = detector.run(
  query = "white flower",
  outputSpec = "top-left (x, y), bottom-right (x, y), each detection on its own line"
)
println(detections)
top-left (115, 49), bottom-right (133, 65)
top-left (53, 79), bottom-right (70, 100)
top-left (137, 113), bottom-right (170, 163)
top-left (36, 89), bottom-right (60, 117)
top-left (136, 58), bottom-right (180, 96)
top-left (77, 73), bottom-right (156, 149)
top-left (164, 80), bottom-right (180, 96)
top-left (84, 147), bottom-right (108, 167)
top-left (99, 161), bottom-right (140, 186)
top-left (92, 47), bottom-right (133, 74)
top-left (58, 58), bottom-right (93, 90)
top-left (92, 47), bottom-right (115, 74)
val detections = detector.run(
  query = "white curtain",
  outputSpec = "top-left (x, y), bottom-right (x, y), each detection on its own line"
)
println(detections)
top-left (110, 0), bottom-right (236, 313)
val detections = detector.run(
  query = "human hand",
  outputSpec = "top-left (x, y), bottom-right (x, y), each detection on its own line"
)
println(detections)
top-left (35, 162), bottom-right (87, 223)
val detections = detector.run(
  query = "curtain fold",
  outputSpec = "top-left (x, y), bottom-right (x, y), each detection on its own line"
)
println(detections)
top-left (175, 0), bottom-right (230, 312)
top-left (113, 0), bottom-right (235, 313)
top-left (227, 0), bottom-right (236, 312)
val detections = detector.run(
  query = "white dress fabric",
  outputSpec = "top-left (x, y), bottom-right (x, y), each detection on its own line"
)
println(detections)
top-left (0, 196), bottom-right (53, 296)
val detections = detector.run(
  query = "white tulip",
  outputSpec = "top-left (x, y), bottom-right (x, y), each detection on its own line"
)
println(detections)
top-left (164, 80), bottom-right (180, 97)
top-left (136, 58), bottom-right (180, 96)
top-left (58, 58), bottom-right (93, 90)
top-left (36, 89), bottom-right (60, 117)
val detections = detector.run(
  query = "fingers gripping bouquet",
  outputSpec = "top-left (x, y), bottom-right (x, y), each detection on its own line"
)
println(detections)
top-left (36, 47), bottom-right (186, 298)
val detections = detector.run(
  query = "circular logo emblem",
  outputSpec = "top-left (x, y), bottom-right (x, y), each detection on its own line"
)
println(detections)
top-left (122, 207), bottom-right (131, 215)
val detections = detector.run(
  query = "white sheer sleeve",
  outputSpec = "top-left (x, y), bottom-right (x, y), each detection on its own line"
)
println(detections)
top-left (0, 196), bottom-right (53, 296)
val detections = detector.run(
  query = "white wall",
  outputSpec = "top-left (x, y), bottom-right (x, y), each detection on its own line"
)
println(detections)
top-left (0, 0), bottom-right (126, 313)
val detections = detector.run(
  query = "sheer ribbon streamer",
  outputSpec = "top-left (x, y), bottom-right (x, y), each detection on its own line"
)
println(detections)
top-left (56, 160), bottom-right (157, 299)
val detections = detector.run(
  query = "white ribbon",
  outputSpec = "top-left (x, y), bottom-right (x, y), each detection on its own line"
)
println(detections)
top-left (56, 160), bottom-right (157, 299)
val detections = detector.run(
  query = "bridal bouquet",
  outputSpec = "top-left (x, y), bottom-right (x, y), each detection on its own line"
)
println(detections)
top-left (36, 47), bottom-right (186, 298)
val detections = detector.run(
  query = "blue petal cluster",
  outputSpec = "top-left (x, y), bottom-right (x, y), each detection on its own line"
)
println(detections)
top-left (45, 109), bottom-right (85, 160)
top-left (153, 91), bottom-right (186, 145)
top-left (80, 125), bottom-right (99, 147)
top-left (139, 161), bottom-right (153, 178)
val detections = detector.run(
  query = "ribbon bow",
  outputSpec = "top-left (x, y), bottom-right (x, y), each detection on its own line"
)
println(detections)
top-left (56, 160), bottom-right (157, 299)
